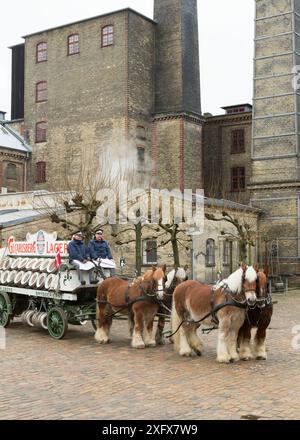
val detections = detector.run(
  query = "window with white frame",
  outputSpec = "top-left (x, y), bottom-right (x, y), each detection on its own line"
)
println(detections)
top-left (143, 239), bottom-right (157, 265)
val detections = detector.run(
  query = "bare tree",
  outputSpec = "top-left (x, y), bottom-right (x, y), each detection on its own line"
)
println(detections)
top-left (205, 210), bottom-right (256, 263)
top-left (38, 145), bottom-right (136, 243)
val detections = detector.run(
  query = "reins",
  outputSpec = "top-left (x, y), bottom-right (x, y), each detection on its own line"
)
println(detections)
top-left (166, 295), bottom-right (247, 339)
top-left (96, 278), bottom-right (165, 319)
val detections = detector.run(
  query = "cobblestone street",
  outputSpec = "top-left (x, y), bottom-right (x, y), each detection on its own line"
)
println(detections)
top-left (1, 291), bottom-right (300, 420)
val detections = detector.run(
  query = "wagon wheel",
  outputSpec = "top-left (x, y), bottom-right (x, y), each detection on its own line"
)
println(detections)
top-left (0, 292), bottom-right (12, 328)
top-left (47, 307), bottom-right (68, 339)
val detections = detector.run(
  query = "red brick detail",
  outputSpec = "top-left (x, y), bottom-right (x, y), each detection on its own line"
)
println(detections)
top-left (151, 120), bottom-right (158, 182)
top-left (124, 12), bottom-right (129, 140)
top-left (179, 118), bottom-right (184, 191)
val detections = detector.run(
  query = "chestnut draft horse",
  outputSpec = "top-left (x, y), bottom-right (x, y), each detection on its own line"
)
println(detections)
top-left (238, 268), bottom-right (273, 361)
top-left (171, 265), bottom-right (258, 363)
top-left (95, 266), bottom-right (167, 349)
top-left (155, 267), bottom-right (188, 345)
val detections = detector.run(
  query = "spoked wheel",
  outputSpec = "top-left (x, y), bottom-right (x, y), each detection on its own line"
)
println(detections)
top-left (0, 292), bottom-right (12, 328)
top-left (47, 307), bottom-right (68, 339)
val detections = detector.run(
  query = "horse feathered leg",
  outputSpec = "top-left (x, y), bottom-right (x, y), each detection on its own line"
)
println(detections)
top-left (94, 283), bottom-right (112, 344)
top-left (254, 328), bottom-right (267, 360)
top-left (94, 303), bottom-right (112, 344)
top-left (239, 322), bottom-right (253, 361)
top-left (144, 311), bottom-right (157, 347)
top-left (178, 325), bottom-right (193, 356)
top-left (227, 309), bottom-right (245, 362)
top-left (217, 316), bottom-right (231, 363)
top-left (171, 300), bottom-right (182, 354)
top-left (131, 308), bottom-right (145, 349)
top-left (185, 324), bottom-right (203, 356)
top-left (155, 316), bottom-right (165, 346)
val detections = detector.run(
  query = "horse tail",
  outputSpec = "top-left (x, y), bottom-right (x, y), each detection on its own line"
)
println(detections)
top-left (171, 299), bottom-right (181, 353)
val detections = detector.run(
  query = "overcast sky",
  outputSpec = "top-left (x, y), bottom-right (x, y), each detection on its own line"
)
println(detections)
top-left (0, 0), bottom-right (255, 119)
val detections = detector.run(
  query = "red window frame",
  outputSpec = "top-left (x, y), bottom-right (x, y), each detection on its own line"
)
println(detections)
top-left (68, 33), bottom-right (79, 55)
top-left (35, 161), bottom-right (46, 184)
top-left (101, 25), bottom-right (114, 47)
top-left (231, 167), bottom-right (245, 192)
top-left (36, 42), bottom-right (47, 63)
top-left (36, 81), bottom-right (47, 103)
top-left (231, 129), bottom-right (245, 154)
top-left (35, 121), bottom-right (47, 143)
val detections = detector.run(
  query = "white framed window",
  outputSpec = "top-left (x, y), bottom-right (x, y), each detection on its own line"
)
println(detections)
top-left (143, 239), bottom-right (157, 265)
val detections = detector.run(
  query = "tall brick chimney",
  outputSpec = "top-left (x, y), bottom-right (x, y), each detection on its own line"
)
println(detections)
top-left (154, 0), bottom-right (201, 115)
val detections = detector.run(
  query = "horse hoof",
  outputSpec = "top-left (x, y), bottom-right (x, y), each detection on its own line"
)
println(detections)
top-left (180, 350), bottom-right (192, 357)
top-left (256, 356), bottom-right (267, 360)
top-left (156, 338), bottom-right (165, 346)
top-left (132, 343), bottom-right (145, 349)
top-left (241, 357), bottom-right (251, 361)
top-left (146, 341), bottom-right (156, 347)
top-left (217, 357), bottom-right (230, 364)
top-left (194, 349), bottom-right (202, 357)
top-left (229, 358), bottom-right (235, 363)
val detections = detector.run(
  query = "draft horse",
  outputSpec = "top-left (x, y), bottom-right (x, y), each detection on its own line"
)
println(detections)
top-left (95, 266), bottom-right (167, 348)
top-left (238, 268), bottom-right (273, 360)
top-left (171, 265), bottom-right (258, 363)
top-left (155, 267), bottom-right (188, 345)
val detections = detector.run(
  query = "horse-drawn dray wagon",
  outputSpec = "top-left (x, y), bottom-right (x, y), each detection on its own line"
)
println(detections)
top-left (0, 230), bottom-right (111, 339)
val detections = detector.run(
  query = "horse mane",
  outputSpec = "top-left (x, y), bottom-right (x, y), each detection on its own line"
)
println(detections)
top-left (245, 266), bottom-right (257, 283)
top-left (226, 267), bottom-right (244, 293)
top-left (176, 267), bottom-right (187, 281)
top-left (165, 269), bottom-right (175, 289)
top-left (165, 267), bottom-right (187, 289)
top-left (214, 266), bottom-right (257, 294)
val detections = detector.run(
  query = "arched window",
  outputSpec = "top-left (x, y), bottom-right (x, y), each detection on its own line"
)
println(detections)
top-left (143, 239), bottom-right (157, 265)
top-left (36, 81), bottom-right (47, 102)
top-left (205, 239), bottom-right (215, 267)
top-left (68, 34), bottom-right (79, 55)
top-left (36, 162), bottom-right (46, 184)
top-left (101, 25), bottom-right (114, 47)
top-left (137, 146), bottom-right (145, 171)
top-left (137, 125), bottom-right (146, 140)
top-left (6, 163), bottom-right (17, 181)
top-left (35, 121), bottom-right (47, 143)
top-left (36, 42), bottom-right (47, 63)
top-left (223, 240), bottom-right (230, 266)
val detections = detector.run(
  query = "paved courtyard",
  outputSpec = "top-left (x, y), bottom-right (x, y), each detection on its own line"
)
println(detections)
top-left (1, 291), bottom-right (300, 420)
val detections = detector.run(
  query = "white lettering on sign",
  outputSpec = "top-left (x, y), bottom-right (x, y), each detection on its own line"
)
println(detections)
top-left (6, 231), bottom-right (69, 257)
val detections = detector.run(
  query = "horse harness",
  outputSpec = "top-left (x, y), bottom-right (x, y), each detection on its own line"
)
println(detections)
top-left (96, 279), bottom-right (163, 319)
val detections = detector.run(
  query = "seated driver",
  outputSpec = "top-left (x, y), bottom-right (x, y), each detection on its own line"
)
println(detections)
top-left (88, 230), bottom-right (116, 276)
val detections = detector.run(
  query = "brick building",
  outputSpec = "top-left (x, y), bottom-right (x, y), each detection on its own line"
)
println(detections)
top-left (4, 0), bottom-right (300, 273)
top-left (0, 111), bottom-right (31, 193)
top-left (8, 0), bottom-right (202, 192)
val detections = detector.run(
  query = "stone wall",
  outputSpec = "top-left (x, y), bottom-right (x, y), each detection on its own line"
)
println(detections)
top-left (23, 10), bottom-right (155, 191)
top-left (0, 147), bottom-right (27, 192)
top-left (203, 112), bottom-right (252, 204)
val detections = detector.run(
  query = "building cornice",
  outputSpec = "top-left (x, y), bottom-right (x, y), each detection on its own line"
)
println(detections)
top-left (205, 112), bottom-right (252, 124)
top-left (21, 8), bottom-right (156, 40)
top-left (248, 181), bottom-right (300, 191)
top-left (153, 112), bottom-right (205, 124)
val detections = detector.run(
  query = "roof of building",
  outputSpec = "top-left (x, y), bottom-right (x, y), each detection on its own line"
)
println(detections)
top-left (0, 122), bottom-right (31, 154)
top-left (21, 8), bottom-right (156, 39)
top-left (0, 209), bottom-right (43, 227)
top-left (221, 104), bottom-right (253, 110)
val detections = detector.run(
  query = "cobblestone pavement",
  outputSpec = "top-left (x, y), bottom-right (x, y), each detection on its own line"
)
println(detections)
top-left (1, 291), bottom-right (300, 420)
